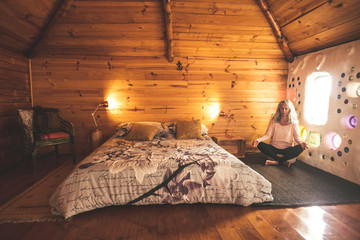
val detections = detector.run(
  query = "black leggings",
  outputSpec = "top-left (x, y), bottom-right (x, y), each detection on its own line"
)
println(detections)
top-left (257, 142), bottom-right (304, 163)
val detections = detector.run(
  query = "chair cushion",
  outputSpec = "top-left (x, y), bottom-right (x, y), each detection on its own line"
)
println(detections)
top-left (40, 132), bottom-right (70, 140)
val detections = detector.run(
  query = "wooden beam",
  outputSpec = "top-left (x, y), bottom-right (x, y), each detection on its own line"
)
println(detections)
top-left (162, 0), bottom-right (174, 62)
top-left (256, 0), bottom-right (294, 62)
top-left (26, 0), bottom-right (74, 58)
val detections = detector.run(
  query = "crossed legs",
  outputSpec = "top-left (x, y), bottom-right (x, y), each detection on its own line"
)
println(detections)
top-left (257, 142), bottom-right (304, 166)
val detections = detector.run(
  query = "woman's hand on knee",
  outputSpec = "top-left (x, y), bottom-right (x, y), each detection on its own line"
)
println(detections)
top-left (252, 140), bottom-right (259, 147)
top-left (300, 142), bottom-right (308, 150)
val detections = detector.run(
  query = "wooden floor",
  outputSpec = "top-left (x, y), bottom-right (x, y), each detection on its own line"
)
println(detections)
top-left (0, 155), bottom-right (360, 240)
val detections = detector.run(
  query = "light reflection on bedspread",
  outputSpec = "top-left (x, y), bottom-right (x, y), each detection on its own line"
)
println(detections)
top-left (49, 136), bottom-right (273, 218)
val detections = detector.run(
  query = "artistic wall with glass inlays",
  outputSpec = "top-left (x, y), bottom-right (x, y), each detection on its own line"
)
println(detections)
top-left (288, 39), bottom-right (360, 185)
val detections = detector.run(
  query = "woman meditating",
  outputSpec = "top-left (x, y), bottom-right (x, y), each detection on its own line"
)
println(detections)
top-left (252, 100), bottom-right (308, 167)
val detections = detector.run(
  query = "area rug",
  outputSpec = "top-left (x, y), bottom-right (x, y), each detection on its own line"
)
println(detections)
top-left (242, 152), bottom-right (360, 207)
top-left (0, 162), bottom-right (74, 223)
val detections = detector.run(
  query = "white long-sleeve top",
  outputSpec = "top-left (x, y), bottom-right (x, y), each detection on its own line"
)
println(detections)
top-left (257, 119), bottom-right (303, 149)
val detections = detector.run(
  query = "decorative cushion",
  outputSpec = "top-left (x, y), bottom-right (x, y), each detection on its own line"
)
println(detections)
top-left (115, 122), bottom-right (135, 137)
top-left (176, 119), bottom-right (203, 139)
top-left (163, 122), bottom-right (176, 135)
top-left (18, 109), bottom-right (34, 131)
top-left (116, 121), bottom-right (167, 138)
top-left (164, 121), bottom-right (208, 137)
top-left (124, 123), bottom-right (160, 141)
top-left (201, 124), bottom-right (209, 136)
top-left (40, 132), bottom-right (70, 140)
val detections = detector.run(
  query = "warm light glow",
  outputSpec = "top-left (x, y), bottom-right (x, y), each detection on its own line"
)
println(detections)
top-left (302, 206), bottom-right (326, 239)
top-left (106, 95), bottom-right (121, 114)
top-left (304, 72), bottom-right (332, 125)
top-left (207, 103), bottom-right (220, 120)
top-left (325, 132), bottom-right (342, 150)
top-left (299, 125), bottom-right (307, 141)
top-left (346, 82), bottom-right (360, 98)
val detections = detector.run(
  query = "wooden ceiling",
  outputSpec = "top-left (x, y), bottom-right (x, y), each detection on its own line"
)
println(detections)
top-left (0, 0), bottom-right (360, 61)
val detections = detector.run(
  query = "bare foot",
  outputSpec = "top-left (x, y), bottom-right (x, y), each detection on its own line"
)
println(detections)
top-left (284, 159), bottom-right (296, 167)
top-left (265, 160), bottom-right (279, 166)
top-left (284, 162), bottom-right (292, 167)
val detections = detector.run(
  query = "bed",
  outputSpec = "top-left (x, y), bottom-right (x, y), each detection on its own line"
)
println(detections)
top-left (49, 120), bottom-right (273, 219)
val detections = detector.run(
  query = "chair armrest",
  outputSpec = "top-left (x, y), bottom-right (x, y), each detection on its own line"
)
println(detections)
top-left (59, 117), bottom-right (75, 137)
top-left (20, 123), bottom-right (34, 144)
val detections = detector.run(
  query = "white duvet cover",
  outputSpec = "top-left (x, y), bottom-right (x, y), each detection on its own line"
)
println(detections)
top-left (49, 135), bottom-right (273, 218)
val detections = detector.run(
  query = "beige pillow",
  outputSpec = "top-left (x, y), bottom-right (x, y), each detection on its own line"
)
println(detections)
top-left (176, 119), bottom-right (203, 139)
top-left (124, 123), bottom-right (160, 141)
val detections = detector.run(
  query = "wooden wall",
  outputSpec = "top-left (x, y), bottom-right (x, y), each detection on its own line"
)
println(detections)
top-left (31, 55), bottom-right (287, 158)
top-left (267, 0), bottom-right (360, 56)
top-left (0, 48), bottom-right (31, 170)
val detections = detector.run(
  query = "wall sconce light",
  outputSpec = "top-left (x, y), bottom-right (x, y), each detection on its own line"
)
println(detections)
top-left (91, 101), bottom-right (109, 129)
top-left (219, 111), bottom-right (234, 119)
top-left (219, 111), bottom-right (236, 138)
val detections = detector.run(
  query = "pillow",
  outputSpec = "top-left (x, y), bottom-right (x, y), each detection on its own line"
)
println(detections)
top-left (201, 124), bottom-right (209, 136)
top-left (115, 122), bottom-right (134, 137)
top-left (176, 119), bottom-right (203, 139)
top-left (124, 123), bottom-right (160, 141)
top-left (163, 122), bottom-right (176, 135)
top-left (18, 109), bottom-right (34, 131)
top-left (115, 121), bottom-right (165, 138)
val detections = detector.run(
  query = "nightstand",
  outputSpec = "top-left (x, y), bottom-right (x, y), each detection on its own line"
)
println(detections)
top-left (212, 136), bottom-right (246, 158)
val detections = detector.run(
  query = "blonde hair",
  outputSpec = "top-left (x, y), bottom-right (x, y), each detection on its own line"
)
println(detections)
top-left (273, 100), bottom-right (298, 124)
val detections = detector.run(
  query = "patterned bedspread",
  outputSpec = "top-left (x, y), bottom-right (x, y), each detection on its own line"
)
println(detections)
top-left (49, 136), bottom-right (273, 218)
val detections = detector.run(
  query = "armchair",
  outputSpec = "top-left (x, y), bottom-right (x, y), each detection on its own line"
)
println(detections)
top-left (18, 107), bottom-right (76, 173)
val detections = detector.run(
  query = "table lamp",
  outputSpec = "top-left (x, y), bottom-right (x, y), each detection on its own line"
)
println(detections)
top-left (91, 101), bottom-right (108, 150)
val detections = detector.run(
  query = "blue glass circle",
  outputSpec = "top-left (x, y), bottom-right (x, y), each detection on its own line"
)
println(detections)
top-left (344, 147), bottom-right (349, 153)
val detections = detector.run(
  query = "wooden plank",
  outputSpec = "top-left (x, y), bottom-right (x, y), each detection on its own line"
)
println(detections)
top-left (291, 206), bottom-right (360, 239)
top-left (282, 0), bottom-right (360, 43)
top-left (27, 0), bottom-right (75, 58)
top-left (267, 0), bottom-right (328, 27)
top-left (174, 13), bottom-right (269, 26)
top-left (173, 2), bottom-right (262, 16)
top-left (289, 17), bottom-right (360, 55)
